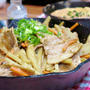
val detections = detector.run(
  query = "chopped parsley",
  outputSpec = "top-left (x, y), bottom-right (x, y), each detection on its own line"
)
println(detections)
top-left (67, 9), bottom-right (89, 18)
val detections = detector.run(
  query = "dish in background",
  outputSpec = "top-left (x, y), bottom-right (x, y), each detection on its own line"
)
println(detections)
top-left (43, 1), bottom-right (90, 29)
top-left (51, 7), bottom-right (90, 20)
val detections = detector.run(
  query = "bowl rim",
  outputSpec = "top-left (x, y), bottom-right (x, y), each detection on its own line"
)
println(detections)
top-left (0, 18), bottom-right (90, 79)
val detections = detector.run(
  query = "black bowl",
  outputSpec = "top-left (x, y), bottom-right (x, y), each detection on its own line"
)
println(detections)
top-left (7, 0), bottom-right (63, 6)
top-left (43, 1), bottom-right (90, 29)
top-left (0, 18), bottom-right (90, 90)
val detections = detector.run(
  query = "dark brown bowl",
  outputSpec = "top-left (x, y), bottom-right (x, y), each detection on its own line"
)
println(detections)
top-left (7, 0), bottom-right (63, 6)
top-left (0, 18), bottom-right (90, 90)
top-left (43, 1), bottom-right (90, 29)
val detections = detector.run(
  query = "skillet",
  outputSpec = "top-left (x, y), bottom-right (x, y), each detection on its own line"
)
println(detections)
top-left (0, 18), bottom-right (90, 90)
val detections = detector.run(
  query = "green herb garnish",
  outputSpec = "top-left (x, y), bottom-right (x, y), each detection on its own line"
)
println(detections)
top-left (14, 19), bottom-right (52, 45)
top-left (71, 16), bottom-right (74, 18)
top-left (67, 11), bottom-right (72, 16)
top-left (75, 12), bottom-right (79, 17)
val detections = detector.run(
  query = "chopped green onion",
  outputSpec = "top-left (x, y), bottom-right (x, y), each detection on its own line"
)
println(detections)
top-left (14, 19), bottom-right (52, 45)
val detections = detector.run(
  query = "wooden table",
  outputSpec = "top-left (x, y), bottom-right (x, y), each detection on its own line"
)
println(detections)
top-left (0, 3), bottom-right (44, 20)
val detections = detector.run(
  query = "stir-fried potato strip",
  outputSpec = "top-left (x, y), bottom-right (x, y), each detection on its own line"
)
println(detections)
top-left (59, 21), bottom-right (64, 26)
top-left (62, 58), bottom-right (72, 65)
top-left (41, 56), bottom-right (46, 71)
top-left (5, 57), bottom-right (20, 66)
top-left (54, 64), bottom-right (60, 72)
top-left (54, 24), bottom-right (61, 32)
top-left (26, 45), bottom-right (41, 72)
top-left (6, 52), bottom-right (23, 65)
top-left (37, 48), bottom-right (43, 68)
top-left (5, 58), bottom-right (35, 74)
top-left (43, 16), bottom-right (51, 26)
top-left (18, 49), bottom-right (30, 64)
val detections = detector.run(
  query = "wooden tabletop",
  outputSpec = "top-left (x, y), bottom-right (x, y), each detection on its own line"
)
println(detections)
top-left (0, 3), bottom-right (44, 20)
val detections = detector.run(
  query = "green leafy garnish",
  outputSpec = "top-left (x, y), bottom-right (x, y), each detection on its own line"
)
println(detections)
top-left (14, 19), bottom-right (52, 45)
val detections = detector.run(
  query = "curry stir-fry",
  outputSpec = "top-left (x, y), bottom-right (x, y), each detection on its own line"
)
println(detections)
top-left (0, 17), bottom-right (90, 76)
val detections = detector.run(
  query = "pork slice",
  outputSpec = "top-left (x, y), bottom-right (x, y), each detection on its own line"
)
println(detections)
top-left (47, 43), bottom-right (82, 64)
top-left (2, 29), bottom-right (18, 51)
top-left (41, 34), bottom-right (82, 64)
top-left (41, 35), bottom-right (64, 55)
top-left (0, 28), bottom-right (19, 54)
top-left (59, 53), bottom-right (81, 72)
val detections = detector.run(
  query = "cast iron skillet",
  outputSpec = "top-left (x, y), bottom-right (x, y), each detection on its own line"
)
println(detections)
top-left (43, 1), bottom-right (90, 29)
top-left (0, 18), bottom-right (90, 90)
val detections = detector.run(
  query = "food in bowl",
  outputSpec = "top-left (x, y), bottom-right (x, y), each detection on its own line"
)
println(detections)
top-left (51, 7), bottom-right (90, 20)
top-left (0, 17), bottom-right (90, 77)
